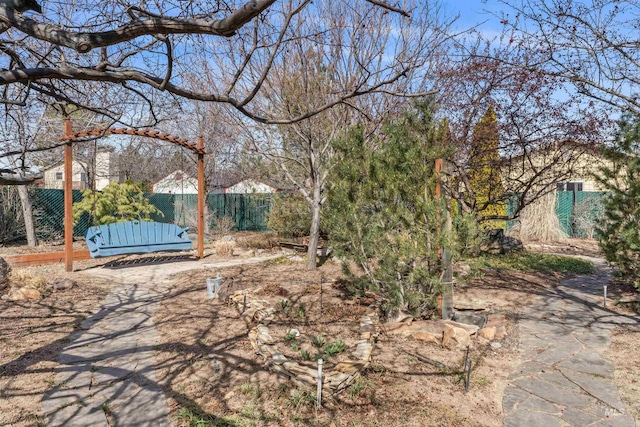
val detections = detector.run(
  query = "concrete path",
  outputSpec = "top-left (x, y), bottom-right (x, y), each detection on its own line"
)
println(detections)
top-left (503, 259), bottom-right (640, 427)
top-left (41, 254), bottom-right (281, 426)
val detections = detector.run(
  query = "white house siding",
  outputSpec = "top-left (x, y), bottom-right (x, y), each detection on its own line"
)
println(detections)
top-left (225, 179), bottom-right (277, 194)
top-left (42, 152), bottom-right (121, 190)
top-left (43, 161), bottom-right (88, 190)
top-left (152, 170), bottom-right (198, 194)
top-left (94, 151), bottom-right (120, 190)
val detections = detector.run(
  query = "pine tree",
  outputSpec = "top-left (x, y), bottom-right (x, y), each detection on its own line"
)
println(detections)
top-left (73, 181), bottom-right (162, 225)
top-left (468, 105), bottom-right (507, 228)
top-left (596, 114), bottom-right (640, 289)
top-left (326, 101), bottom-right (453, 318)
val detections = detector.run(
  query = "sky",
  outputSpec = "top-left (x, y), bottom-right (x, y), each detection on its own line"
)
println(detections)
top-left (446, 0), bottom-right (509, 38)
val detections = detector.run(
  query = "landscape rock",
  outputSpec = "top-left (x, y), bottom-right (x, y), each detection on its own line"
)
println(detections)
top-left (383, 321), bottom-right (413, 333)
top-left (248, 328), bottom-right (258, 351)
top-left (495, 325), bottom-right (508, 340)
top-left (220, 235), bottom-right (235, 242)
top-left (256, 324), bottom-right (274, 345)
top-left (442, 324), bottom-right (471, 350)
top-left (324, 371), bottom-right (353, 387)
top-left (386, 310), bottom-right (413, 323)
top-left (283, 361), bottom-right (317, 378)
top-left (618, 295), bottom-right (640, 303)
top-left (7, 285), bottom-right (41, 301)
top-left (47, 278), bottom-right (77, 291)
top-left (478, 327), bottom-right (496, 341)
top-left (490, 341), bottom-right (502, 349)
top-left (451, 312), bottom-right (486, 329)
top-left (481, 229), bottom-right (524, 254)
top-left (333, 361), bottom-right (365, 374)
top-left (411, 331), bottom-right (442, 345)
top-left (352, 341), bottom-right (373, 360)
top-left (486, 314), bottom-right (509, 339)
top-left (443, 319), bottom-right (480, 335)
top-left (388, 319), bottom-right (478, 340)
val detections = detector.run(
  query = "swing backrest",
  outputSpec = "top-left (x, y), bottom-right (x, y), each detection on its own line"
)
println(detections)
top-left (85, 220), bottom-right (192, 258)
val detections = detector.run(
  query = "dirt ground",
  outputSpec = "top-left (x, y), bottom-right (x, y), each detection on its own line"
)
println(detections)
top-left (0, 236), bottom-right (637, 426)
top-left (152, 258), bottom-right (563, 427)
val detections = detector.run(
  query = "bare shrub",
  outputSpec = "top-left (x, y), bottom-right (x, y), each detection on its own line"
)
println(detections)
top-left (573, 196), bottom-right (604, 239)
top-left (213, 216), bottom-right (236, 236)
top-left (509, 192), bottom-right (568, 242)
top-left (174, 200), bottom-right (212, 233)
top-left (236, 232), bottom-right (279, 250)
top-left (214, 241), bottom-right (236, 257)
top-left (0, 187), bottom-right (25, 243)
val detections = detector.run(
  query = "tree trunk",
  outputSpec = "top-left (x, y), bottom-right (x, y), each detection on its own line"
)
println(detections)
top-left (306, 179), bottom-right (322, 270)
top-left (17, 185), bottom-right (38, 247)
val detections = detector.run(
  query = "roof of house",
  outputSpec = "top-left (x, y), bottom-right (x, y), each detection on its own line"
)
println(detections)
top-left (39, 158), bottom-right (86, 172)
top-left (151, 170), bottom-right (197, 187)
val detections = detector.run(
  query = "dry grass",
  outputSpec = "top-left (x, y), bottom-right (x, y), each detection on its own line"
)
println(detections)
top-left (605, 326), bottom-right (640, 420)
top-left (509, 192), bottom-right (567, 242)
top-left (153, 261), bottom-right (523, 427)
top-left (214, 240), bottom-right (236, 257)
top-left (236, 232), bottom-right (281, 250)
top-left (8, 269), bottom-right (48, 290)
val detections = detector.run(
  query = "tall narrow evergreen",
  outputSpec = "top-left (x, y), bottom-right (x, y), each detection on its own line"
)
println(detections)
top-left (468, 105), bottom-right (506, 227)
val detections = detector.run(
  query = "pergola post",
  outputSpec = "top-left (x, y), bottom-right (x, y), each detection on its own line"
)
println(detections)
top-left (64, 118), bottom-right (73, 272)
top-left (197, 136), bottom-right (205, 259)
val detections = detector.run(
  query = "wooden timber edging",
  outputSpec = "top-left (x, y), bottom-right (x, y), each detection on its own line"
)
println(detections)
top-left (4, 250), bottom-right (92, 267)
top-left (277, 241), bottom-right (308, 252)
top-left (277, 242), bottom-right (330, 256)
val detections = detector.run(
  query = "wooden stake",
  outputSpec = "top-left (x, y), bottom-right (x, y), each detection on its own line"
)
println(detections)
top-left (197, 136), bottom-right (205, 259)
top-left (64, 118), bottom-right (73, 272)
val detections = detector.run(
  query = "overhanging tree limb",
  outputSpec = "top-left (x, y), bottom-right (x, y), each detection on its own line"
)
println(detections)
top-left (0, 0), bottom-right (277, 53)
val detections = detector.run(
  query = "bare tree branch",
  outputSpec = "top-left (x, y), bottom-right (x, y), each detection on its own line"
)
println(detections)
top-left (0, 0), bottom-right (276, 53)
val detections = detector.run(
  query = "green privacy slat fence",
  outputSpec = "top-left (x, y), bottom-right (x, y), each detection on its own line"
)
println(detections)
top-left (6, 188), bottom-right (606, 241)
top-left (507, 191), bottom-right (607, 238)
top-left (31, 189), bottom-right (93, 239)
top-left (154, 193), bottom-right (272, 231)
top-left (16, 189), bottom-right (272, 241)
top-left (556, 191), bottom-right (575, 236)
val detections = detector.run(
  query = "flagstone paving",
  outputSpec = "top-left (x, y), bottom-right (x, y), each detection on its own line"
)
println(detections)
top-left (503, 257), bottom-right (639, 427)
top-left (41, 254), bottom-right (281, 426)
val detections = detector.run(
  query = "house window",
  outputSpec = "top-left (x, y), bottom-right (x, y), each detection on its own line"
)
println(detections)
top-left (55, 172), bottom-right (63, 180)
top-left (557, 181), bottom-right (583, 192)
top-left (80, 173), bottom-right (87, 182)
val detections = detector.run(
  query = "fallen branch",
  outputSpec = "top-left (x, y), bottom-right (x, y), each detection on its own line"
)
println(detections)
top-left (402, 350), bottom-right (446, 369)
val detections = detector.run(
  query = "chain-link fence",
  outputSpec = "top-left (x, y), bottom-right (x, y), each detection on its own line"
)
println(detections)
top-left (3, 187), bottom-right (607, 244)
top-left (1, 189), bottom-right (273, 243)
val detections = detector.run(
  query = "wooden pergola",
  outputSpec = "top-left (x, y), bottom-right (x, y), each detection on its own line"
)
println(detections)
top-left (60, 118), bottom-right (208, 272)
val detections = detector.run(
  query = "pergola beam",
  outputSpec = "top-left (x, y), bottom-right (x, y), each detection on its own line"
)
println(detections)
top-left (197, 136), bottom-right (205, 259)
top-left (62, 119), bottom-right (208, 272)
top-left (64, 118), bottom-right (73, 272)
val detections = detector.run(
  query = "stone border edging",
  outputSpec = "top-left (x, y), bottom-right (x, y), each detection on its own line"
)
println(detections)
top-left (230, 289), bottom-right (378, 394)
